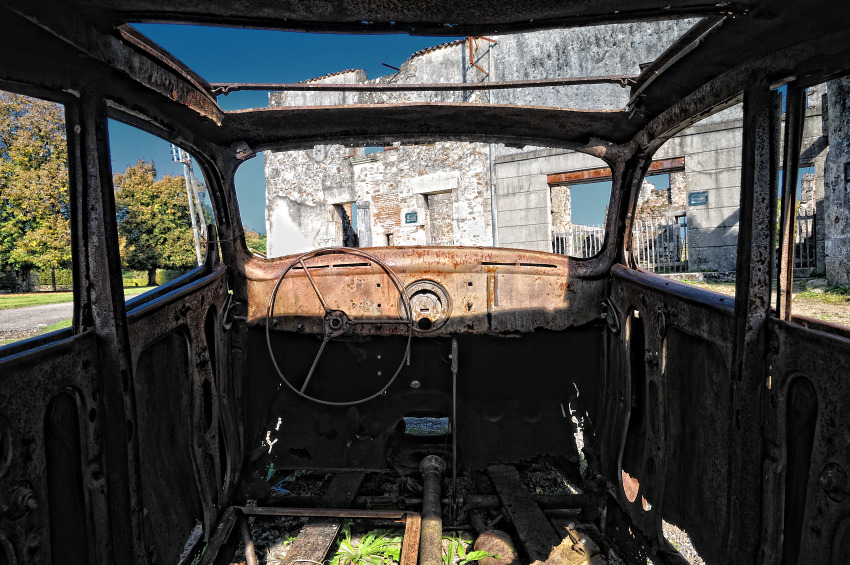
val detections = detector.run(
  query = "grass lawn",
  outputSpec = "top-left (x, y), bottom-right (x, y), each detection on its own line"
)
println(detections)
top-left (0, 286), bottom-right (155, 310)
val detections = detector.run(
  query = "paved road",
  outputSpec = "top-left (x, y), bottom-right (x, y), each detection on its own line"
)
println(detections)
top-left (0, 302), bottom-right (73, 333)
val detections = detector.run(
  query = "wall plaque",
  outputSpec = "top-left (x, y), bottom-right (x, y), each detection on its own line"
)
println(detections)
top-left (688, 191), bottom-right (709, 206)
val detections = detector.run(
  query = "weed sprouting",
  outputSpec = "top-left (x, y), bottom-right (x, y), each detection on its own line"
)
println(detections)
top-left (442, 532), bottom-right (498, 564)
top-left (329, 520), bottom-right (403, 565)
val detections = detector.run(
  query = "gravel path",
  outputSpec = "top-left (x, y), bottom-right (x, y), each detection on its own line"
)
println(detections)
top-left (0, 302), bottom-right (73, 341)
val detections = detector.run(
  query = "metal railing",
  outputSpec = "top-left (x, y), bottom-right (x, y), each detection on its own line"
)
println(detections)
top-left (552, 225), bottom-right (605, 257)
top-left (794, 211), bottom-right (817, 269)
top-left (631, 217), bottom-right (688, 273)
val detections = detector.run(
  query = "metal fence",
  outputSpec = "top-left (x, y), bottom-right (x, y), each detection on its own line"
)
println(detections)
top-left (554, 213), bottom-right (817, 274)
top-left (631, 217), bottom-right (689, 272)
top-left (794, 211), bottom-right (817, 269)
top-left (552, 225), bottom-right (605, 257)
top-left (553, 218), bottom-right (689, 273)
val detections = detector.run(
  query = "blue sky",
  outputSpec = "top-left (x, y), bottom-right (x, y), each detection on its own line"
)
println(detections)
top-left (108, 25), bottom-right (463, 233)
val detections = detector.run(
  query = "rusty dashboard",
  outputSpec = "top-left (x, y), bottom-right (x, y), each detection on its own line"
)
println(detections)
top-left (246, 246), bottom-right (604, 336)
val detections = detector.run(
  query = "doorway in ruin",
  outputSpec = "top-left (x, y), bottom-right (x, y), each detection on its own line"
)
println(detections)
top-left (333, 203), bottom-right (359, 247)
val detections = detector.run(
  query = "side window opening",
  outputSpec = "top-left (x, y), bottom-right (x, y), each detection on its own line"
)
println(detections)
top-left (773, 79), bottom-right (850, 328)
top-left (646, 104), bottom-right (743, 278)
top-left (0, 89), bottom-right (72, 347)
top-left (108, 119), bottom-right (215, 294)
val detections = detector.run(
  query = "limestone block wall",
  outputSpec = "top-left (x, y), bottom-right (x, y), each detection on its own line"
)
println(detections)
top-left (489, 20), bottom-right (696, 110)
top-left (493, 149), bottom-right (609, 252)
top-left (263, 22), bottom-right (839, 273)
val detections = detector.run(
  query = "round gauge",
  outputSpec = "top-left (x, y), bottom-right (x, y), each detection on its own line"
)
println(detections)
top-left (403, 280), bottom-right (451, 332)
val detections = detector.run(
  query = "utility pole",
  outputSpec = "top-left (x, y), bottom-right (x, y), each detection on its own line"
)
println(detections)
top-left (171, 144), bottom-right (205, 265)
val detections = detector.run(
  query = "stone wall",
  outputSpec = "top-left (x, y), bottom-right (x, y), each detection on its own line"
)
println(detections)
top-left (824, 77), bottom-right (850, 286)
top-left (264, 23), bottom-right (841, 275)
top-left (265, 20), bottom-right (696, 256)
top-left (265, 144), bottom-right (355, 256)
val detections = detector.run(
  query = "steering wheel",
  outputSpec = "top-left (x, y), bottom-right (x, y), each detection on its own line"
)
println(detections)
top-left (265, 247), bottom-right (413, 406)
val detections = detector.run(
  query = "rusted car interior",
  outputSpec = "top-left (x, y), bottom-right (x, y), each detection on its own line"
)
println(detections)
top-left (2, 1), bottom-right (850, 564)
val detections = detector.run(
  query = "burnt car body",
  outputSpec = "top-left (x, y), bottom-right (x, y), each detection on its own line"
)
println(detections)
top-left (1, 1), bottom-right (849, 564)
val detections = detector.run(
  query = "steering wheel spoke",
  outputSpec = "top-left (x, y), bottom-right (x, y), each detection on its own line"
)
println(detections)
top-left (266, 247), bottom-right (413, 406)
top-left (300, 257), bottom-right (330, 312)
top-left (301, 336), bottom-right (329, 393)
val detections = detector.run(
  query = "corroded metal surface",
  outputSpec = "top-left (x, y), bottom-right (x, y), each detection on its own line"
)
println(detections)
top-left (211, 75), bottom-right (639, 95)
top-left (418, 455), bottom-right (446, 565)
top-left (606, 266), bottom-right (736, 563)
top-left (249, 246), bottom-right (604, 336)
top-left (222, 104), bottom-right (632, 152)
top-left (762, 317), bottom-right (850, 565)
top-left (125, 264), bottom-right (235, 561)
top-left (0, 1), bottom-right (850, 564)
top-left (0, 333), bottom-right (106, 564)
top-left (51, 0), bottom-right (750, 35)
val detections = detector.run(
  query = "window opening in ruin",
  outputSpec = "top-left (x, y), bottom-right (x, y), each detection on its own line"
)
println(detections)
top-left (264, 140), bottom-right (489, 255)
top-left (333, 203), bottom-right (359, 248)
top-left (108, 119), bottom-right (215, 292)
top-left (0, 90), bottom-right (73, 348)
top-left (546, 154), bottom-right (612, 259)
top-left (646, 173), bottom-right (670, 191)
top-left (385, 233), bottom-right (394, 246)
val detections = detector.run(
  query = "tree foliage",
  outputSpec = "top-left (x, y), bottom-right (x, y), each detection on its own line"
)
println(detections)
top-left (113, 160), bottom-right (198, 285)
top-left (0, 91), bottom-right (70, 274)
top-left (244, 226), bottom-right (267, 255)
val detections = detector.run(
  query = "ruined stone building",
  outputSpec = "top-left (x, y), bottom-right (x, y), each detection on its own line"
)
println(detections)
top-left (265, 24), bottom-right (849, 284)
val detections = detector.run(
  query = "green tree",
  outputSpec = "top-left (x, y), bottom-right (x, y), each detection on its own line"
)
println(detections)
top-left (244, 226), bottom-right (267, 255)
top-left (113, 160), bottom-right (198, 286)
top-left (0, 91), bottom-right (70, 290)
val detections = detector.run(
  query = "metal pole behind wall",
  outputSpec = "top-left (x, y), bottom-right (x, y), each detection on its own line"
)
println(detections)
top-left (173, 145), bottom-right (203, 266)
top-left (182, 161), bottom-right (203, 266)
top-left (488, 42), bottom-right (498, 247)
top-left (187, 164), bottom-right (208, 241)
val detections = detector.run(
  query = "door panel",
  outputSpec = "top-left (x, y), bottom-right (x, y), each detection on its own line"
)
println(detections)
top-left (605, 265), bottom-right (737, 562)
top-left (763, 318), bottom-right (850, 565)
top-left (126, 264), bottom-right (238, 562)
top-left (0, 332), bottom-right (106, 564)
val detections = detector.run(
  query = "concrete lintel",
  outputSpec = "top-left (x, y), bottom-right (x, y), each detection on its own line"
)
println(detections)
top-left (407, 171), bottom-right (460, 195)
